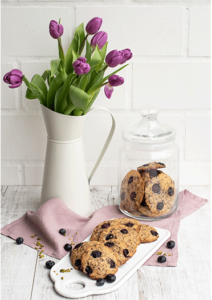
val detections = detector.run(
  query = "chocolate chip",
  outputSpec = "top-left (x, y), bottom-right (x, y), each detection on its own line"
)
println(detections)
top-left (128, 176), bottom-right (133, 185)
top-left (168, 187), bottom-right (174, 196)
top-left (157, 202), bottom-right (164, 210)
top-left (125, 222), bottom-right (133, 227)
top-left (123, 249), bottom-right (129, 257)
top-left (110, 260), bottom-right (116, 268)
top-left (85, 266), bottom-right (92, 274)
top-left (101, 223), bottom-right (110, 228)
top-left (104, 242), bottom-right (114, 247)
top-left (149, 169), bottom-right (158, 178)
top-left (121, 192), bottom-right (125, 201)
top-left (105, 234), bottom-right (113, 240)
top-left (150, 230), bottom-right (158, 236)
top-left (75, 259), bottom-right (81, 267)
top-left (130, 192), bottom-right (136, 201)
top-left (91, 250), bottom-right (101, 258)
top-left (74, 242), bottom-right (83, 249)
top-left (120, 229), bottom-right (128, 234)
top-left (143, 163), bottom-right (149, 167)
top-left (152, 184), bottom-right (161, 194)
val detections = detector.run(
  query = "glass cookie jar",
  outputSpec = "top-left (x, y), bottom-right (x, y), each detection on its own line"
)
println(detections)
top-left (118, 108), bottom-right (179, 221)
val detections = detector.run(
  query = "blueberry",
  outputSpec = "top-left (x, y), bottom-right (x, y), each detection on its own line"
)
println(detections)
top-left (168, 187), bottom-right (174, 196)
top-left (128, 176), bottom-right (133, 185)
top-left (104, 242), bottom-right (114, 247)
top-left (59, 228), bottom-right (66, 235)
top-left (101, 223), bottom-right (110, 229)
top-left (46, 260), bottom-right (55, 269)
top-left (91, 250), bottom-right (101, 258)
top-left (64, 244), bottom-right (72, 251)
top-left (75, 259), bottom-right (81, 267)
top-left (85, 266), bottom-right (92, 275)
top-left (150, 230), bottom-right (158, 236)
top-left (123, 249), bottom-right (129, 257)
top-left (106, 274), bottom-right (116, 283)
top-left (157, 202), bottom-right (164, 210)
top-left (167, 240), bottom-right (175, 249)
top-left (16, 237), bottom-right (24, 245)
top-left (105, 234), bottom-right (113, 240)
top-left (110, 260), bottom-right (116, 268)
top-left (120, 229), bottom-right (128, 234)
top-left (74, 242), bottom-right (83, 249)
top-left (130, 192), bottom-right (136, 201)
top-left (125, 222), bottom-right (133, 227)
top-left (96, 278), bottom-right (105, 286)
top-left (152, 184), bottom-right (161, 194)
top-left (157, 255), bottom-right (166, 263)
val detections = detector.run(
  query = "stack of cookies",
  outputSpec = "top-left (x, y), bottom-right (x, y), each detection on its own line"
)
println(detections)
top-left (120, 162), bottom-right (176, 217)
top-left (70, 218), bottom-right (159, 280)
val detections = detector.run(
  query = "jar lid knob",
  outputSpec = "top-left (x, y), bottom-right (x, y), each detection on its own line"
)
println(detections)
top-left (140, 107), bottom-right (159, 119)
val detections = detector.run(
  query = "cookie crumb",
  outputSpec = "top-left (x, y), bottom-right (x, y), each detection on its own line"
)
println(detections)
top-left (163, 253), bottom-right (167, 256)
top-left (168, 254), bottom-right (171, 256)
top-left (157, 251), bottom-right (162, 255)
top-left (61, 277), bottom-right (64, 280)
top-left (31, 235), bottom-right (35, 238)
top-left (37, 238), bottom-right (41, 240)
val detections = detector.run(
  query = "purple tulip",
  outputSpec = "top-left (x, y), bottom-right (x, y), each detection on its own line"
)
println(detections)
top-left (3, 69), bottom-right (23, 89)
top-left (104, 75), bottom-right (124, 99)
top-left (73, 57), bottom-right (91, 75)
top-left (49, 20), bottom-right (64, 39)
top-left (105, 50), bottom-right (122, 68)
top-left (91, 31), bottom-right (108, 50)
top-left (86, 17), bottom-right (103, 35)
top-left (104, 84), bottom-right (114, 99)
top-left (119, 49), bottom-right (133, 64)
top-left (109, 75), bottom-right (124, 86)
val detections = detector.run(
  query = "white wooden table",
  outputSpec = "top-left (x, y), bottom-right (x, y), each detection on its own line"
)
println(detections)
top-left (1, 185), bottom-right (210, 300)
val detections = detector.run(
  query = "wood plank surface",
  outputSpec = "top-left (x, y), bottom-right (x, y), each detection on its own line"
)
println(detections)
top-left (1, 185), bottom-right (211, 300)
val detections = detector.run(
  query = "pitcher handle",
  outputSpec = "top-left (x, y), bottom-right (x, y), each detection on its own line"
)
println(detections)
top-left (87, 106), bottom-right (116, 184)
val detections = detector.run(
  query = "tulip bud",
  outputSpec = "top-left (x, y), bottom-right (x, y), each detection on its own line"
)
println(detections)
top-left (86, 17), bottom-right (103, 35)
top-left (73, 57), bottom-right (91, 75)
top-left (3, 69), bottom-right (23, 89)
top-left (91, 31), bottom-right (108, 50)
top-left (119, 49), bottom-right (132, 64)
top-left (108, 75), bottom-right (124, 86)
top-left (49, 20), bottom-right (64, 39)
top-left (105, 50), bottom-right (122, 68)
top-left (104, 83), bottom-right (114, 99)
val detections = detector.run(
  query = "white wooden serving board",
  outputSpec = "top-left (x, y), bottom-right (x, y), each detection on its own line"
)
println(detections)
top-left (50, 227), bottom-right (170, 298)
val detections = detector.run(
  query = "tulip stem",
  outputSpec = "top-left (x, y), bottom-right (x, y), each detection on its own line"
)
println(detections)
top-left (79, 34), bottom-right (89, 56)
top-left (58, 37), bottom-right (65, 63)
top-left (102, 65), bottom-right (108, 72)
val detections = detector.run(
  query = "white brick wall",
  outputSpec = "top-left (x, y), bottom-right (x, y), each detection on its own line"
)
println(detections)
top-left (1, 1), bottom-right (211, 186)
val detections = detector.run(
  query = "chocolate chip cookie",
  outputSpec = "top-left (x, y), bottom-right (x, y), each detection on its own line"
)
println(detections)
top-left (103, 239), bottom-right (136, 266)
top-left (99, 225), bottom-right (141, 248)
top-left (145, 173), bottom-right (176, 214)
top-left (137, 162), bottom-right (166, 171)
top-left (71, 241), bottom-right (102, 270)
top-left (139, 224), bottom-right (159, 243)
top-left (90, 219), bottom-right (119, 242)
top-left (120, 170), bottom-right (145, 208)
top-left (81, 244), bottom-right (118, 280)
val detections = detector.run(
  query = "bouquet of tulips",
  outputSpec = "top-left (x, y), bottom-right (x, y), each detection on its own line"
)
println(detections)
top-left (3, 17), bottom-right (132, 116)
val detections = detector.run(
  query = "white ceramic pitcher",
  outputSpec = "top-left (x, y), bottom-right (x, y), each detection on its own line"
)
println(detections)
top-left (40, 104), bottom-right (116, 217)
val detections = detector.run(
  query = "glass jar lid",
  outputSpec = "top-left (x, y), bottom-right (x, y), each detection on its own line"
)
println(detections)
top-left (122, 107), bottom-right (176, 148)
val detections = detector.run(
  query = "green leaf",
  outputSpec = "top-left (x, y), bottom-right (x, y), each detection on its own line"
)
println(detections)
top-left (65, 23), bottom-right (85, 74)
top-left (55, 73), bottom-right (76, 113)
top-left (87, 64), bottom-right (129, 95)
top-left (47, 72), bottom-right (67, 109)
top-left (85, 40), bottom-right (92, 62)
top-left (72, 50), bottom-right (80, 64)
top-left (72, 108), bottom-right (83, 116)
top-left (84, 89), bottom-right (101, 114)
top-left (95, 42), bottom-right (108, 72)
top-left (85, 70), bottom-right (104, 92)
top-left (77, 76), bottom-right (88, 90)
top-left (63, 103), bottom-right (75, 115)
top-left (23, 76), bottom-right (47, 106)
top-left (89, 45), bottom-right (102, 70)
top-left (25, 75), bottom-right (47, 104)
top-left (50, 59), bottom-right (61, 77)
top-left (69, 85), bottom-right (91, 112)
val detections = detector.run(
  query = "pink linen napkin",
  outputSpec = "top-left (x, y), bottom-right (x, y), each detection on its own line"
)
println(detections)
top-left (1, 190), bottom-right (208, 267)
